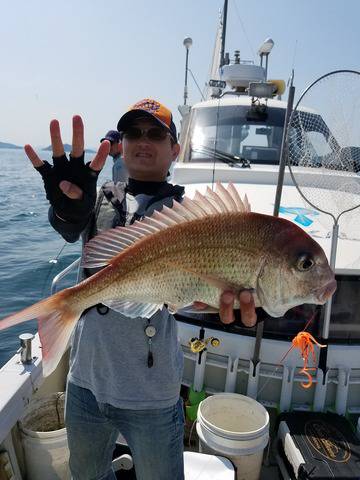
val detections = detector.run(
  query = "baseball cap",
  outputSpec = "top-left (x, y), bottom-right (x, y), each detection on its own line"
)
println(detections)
top-left (100, 130), bottom-right (121, 144)
top-left (117, 98), bottom-right (178, 143)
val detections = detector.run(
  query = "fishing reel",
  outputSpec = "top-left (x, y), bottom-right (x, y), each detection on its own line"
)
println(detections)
top-left (188, 336), bottom-right (220, 353)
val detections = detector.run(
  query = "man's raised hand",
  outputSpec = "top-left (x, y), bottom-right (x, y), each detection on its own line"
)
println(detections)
top-left (24, 115), bottom-right (110, 223)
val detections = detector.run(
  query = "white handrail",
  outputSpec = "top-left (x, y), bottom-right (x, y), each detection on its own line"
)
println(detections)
top-left (51, 257), bottom-right (81, 294)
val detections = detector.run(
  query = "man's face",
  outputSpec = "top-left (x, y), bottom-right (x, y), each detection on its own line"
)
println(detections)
top-left (121, 119), bottom-right (180, 181)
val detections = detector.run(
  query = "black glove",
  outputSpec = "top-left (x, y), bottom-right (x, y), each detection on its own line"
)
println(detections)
top-left (35, 153), bottom-right (100, 224)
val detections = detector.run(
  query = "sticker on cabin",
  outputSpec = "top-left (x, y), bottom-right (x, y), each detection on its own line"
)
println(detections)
top-left (279, 206), bottom-right (319, 227)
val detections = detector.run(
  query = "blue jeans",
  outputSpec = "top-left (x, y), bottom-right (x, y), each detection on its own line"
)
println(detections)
top-left (65, 381), bottom-right (185, 480)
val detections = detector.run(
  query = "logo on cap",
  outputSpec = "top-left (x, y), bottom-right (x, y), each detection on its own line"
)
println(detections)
top-left (130, 98), bottom-right (172, 128)
top-left (133, 99), bottom-right (161, 113)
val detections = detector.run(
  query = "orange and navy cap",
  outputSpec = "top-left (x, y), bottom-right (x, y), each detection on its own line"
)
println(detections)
top-left (117, 98), bottom-right (178, 143)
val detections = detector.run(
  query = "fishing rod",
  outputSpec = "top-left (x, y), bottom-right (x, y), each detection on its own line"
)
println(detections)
top-left (249, 72), bottom-right (296, 387)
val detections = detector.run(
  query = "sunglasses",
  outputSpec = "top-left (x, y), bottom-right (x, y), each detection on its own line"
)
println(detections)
top-left (120, 126), bottom-right (171, 142)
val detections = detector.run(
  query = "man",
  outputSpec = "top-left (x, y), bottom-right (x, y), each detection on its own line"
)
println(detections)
top-left (24, 98), bottom-right (257, 480)
top-left (100, 129), bottom-right (128, 183)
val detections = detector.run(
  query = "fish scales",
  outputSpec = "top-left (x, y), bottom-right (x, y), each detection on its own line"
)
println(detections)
top-left (77, 212), bottom-right (268, 308)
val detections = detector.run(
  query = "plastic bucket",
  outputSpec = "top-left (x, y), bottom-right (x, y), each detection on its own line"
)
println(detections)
top-left (196, 393), bottom-right (269, 480)
top-left (19, 392), bottom-right (70, 480)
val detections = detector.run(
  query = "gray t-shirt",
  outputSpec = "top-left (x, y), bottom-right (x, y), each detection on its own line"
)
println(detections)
top-left (68, 307), bottom-right (184, 409)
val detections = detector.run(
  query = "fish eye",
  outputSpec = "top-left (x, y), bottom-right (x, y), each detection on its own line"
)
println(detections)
top-left (297, 254), bottom-right (315, 271)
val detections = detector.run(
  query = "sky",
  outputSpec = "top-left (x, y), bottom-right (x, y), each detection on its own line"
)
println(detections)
top-left (1, 0), bottom-right (360, 148)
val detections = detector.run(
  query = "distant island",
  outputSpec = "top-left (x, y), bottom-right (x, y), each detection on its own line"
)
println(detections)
top-left (0, 141), bottom-right (96, 153)
top-left (43, 143), bottom-right (96, 154)
top-left (0, 142), bottom-right (22, 150)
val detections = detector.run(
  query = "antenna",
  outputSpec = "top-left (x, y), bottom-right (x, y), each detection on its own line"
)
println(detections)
top-left (219, 0), bottom-right (228, 68)
top-left (183, 37), bottom-right (193, 105)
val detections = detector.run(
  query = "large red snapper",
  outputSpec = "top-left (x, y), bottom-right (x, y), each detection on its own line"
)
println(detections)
top-left (0, 183), bottom-right (336, 375)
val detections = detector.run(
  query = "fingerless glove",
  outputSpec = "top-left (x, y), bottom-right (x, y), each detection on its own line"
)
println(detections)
top-left (35, 153), bottom-right (99, 224)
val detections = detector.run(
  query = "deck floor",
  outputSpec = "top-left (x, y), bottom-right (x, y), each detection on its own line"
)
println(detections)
top-left (113, 406), bottom-right (285, 479)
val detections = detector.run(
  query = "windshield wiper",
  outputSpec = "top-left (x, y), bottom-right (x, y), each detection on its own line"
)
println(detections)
top-left (192, 145), bottom-right (251, 168)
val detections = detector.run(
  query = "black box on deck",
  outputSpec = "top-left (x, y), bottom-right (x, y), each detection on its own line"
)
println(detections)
top-left (277, 412), bottom-right (360, 479)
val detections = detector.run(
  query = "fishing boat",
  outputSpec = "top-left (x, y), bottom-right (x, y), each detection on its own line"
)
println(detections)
top-left (1, 1), bottom-right (360, 479)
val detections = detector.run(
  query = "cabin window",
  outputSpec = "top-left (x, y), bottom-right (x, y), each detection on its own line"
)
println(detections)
top-left (181, 105), bottom-right (285, 165)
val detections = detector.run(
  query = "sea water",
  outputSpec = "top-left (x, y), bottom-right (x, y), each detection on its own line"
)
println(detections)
top-left (0, 148), bottom-right (113, 366)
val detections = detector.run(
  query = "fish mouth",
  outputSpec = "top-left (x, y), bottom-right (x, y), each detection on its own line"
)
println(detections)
top-left (316, 279), bottom-right (337, 303)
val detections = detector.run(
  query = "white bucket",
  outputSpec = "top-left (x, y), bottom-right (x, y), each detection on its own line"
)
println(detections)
top-left (19, 392), bottom-right (70, 480)
top-left (196, 393), bottom-right (269, 480)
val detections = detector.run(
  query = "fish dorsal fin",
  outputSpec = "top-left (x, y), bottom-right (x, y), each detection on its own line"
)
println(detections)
top-left (82, 182), bottom-right (251, 269)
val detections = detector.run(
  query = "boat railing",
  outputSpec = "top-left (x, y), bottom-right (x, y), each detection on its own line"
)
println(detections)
top-left (51, 257), bottom-right (81, 295)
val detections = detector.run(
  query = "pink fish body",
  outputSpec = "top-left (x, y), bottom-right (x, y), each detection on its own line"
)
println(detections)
top-left (0, 183), bottom-right (336, 375)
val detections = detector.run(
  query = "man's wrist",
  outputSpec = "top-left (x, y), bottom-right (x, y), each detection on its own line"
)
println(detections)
top-left (50, 206), bottom-right (92, 228)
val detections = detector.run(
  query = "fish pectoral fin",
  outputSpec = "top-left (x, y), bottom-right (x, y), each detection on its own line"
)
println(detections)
top-left (178, 304), bottom-right (220, 315)
top-left (166, 302), bottom-right (219, 315)
top-left (103, 300), bottom-right (163, 319)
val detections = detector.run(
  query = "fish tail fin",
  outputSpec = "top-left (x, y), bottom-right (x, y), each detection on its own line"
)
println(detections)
top-left (0, 291), bottom-right (82, 377)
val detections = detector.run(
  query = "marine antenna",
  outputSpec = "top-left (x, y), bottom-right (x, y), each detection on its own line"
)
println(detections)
top-left (183, 37), bottom-right (193, 105)
top-left (209, 0), bottom-right (229, 189)
top-left (219, 0), bottom-right (228, 68)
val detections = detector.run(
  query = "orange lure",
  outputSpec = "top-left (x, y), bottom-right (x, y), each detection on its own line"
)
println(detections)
top-left (291, 331), bottom-right (326, 388)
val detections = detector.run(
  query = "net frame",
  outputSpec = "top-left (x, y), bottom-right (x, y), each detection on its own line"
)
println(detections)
top-left (287, 69), bottom-right (360, 226)
top-left (286, 70), bottom-right (360, 341)
top-left (283, 70), bottom-right (360, 410)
